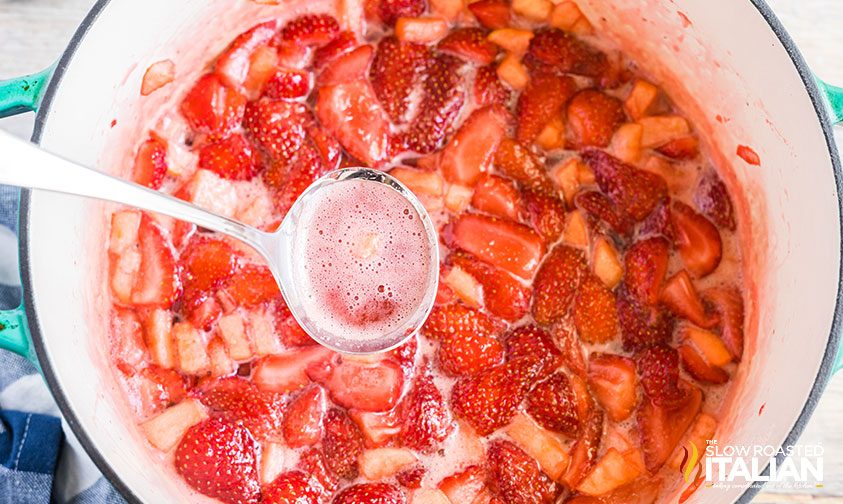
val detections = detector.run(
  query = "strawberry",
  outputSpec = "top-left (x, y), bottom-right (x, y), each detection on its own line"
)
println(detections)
top-left (215, 22), bottom-right (278, 91)
top-left (322, 408), bottom-right (365, 480)
top-left (307, 123), bottom-right (343, 172)
top-left (423, 302), bottom-right (504, 341)
top-left (564, 410), bottom-right (604, 488)
top-left (175, 417), bottom-right (260, 504)
top-left (574, 190), bottom-right (632, 236)
top-left (370, 36), bottom-right (430, 123)
top-left (389, 335), bottom-right (418, 376)
top-left (527, 28), bottom-right (607, 78)
top-left (318, 44), bottom-right (374, 86)
top-left (623, 236), bottom-right (670, 305)
top-left (503, 324), bottom-right (564, 379)
top-left (262, 69), bottom-right (312, 100)
top-left (493, 138), bottom-right (554, 193)
top-left (635, 344), bottom-right (686, 407)
top-left (180, 74), bottom-right (247, 138)
top-left (678, 344), bottom-right (729, 384)
top-left (525, 372), bottom-right (580, 436)
top-left (198, 133), bottom-right (257, 181)
top-left (307, 357), bottom-right (404, 412)
top-left (516, 72), bottom-right (577, 145)
top-left (637, 382), bottom-right (702, 471)
top-left (567, 89), bottom-right (625, 148)
top-left (438, 325), bottom-right (504, 376)
top-left (474, 65), bottom-right (512, 107)
top-left (313, 31), bottom-right (358, 69)
top-left (180, 236), bottom-right (239, 310)
top-left (439, 105), bottom-right (509, 186)
top-left (283, 385), bottom-right (326, 447)
top-left (448, 252), bottom-right (530, 322)
top-left (438, 465), bottom-right (488, 503)
top-left (378, 0), bottom-right (426, 25)
top-left (242, 98), bottom-right (311, 161)
top-left (198, 377), bottom-right (286, 441)
top-left (582, 149), bottom-right (668, 221)
top-left (451, 357), bottom-right (540, 435)
top-left (274, 298), bottom-right (315, 347)
top-left (252, 346), bottom-right (334, 393)
top-left (139, 365), bottom-right (187, 407)
top-left (278, 14), bottom-right (340, 46)
top-left (333, 483), bottom-right (405, 504)
top-left (616, 288), bottom-right (673, 351)
top-left (445, 214), bottom-right (546, 279)
top-left (133, 136), bottom-right (168, 189)
top-left (531, 245), bottom-right (588, 325)
top-left (402, 54), bottom-right (467, 154)
top-left (468, 0), bottom-right (511, 29)
top-left (261, 471), bottom-right (321, 504)
top-left (271, 139), bottom-right (325, 215)
top-left (400, 365), bottom-right (455, 451)
top-left (349, 408), bottom-right (402, 447)
top-left (657, 135), bottom-right (700, 160)
top-left (574, 274), bottom-right (619, 343)
top-left (660, 269), bottom-right (718, 328)
top-left (297, 448), bottom-right (340, 493)
top-left (552, 323), bottom-right (588, 378)
top-left (638, 197), bottom-right (673, 240)
top-left (522, 189), bottom-right (567, 242)
top-left (670, 201), bottom-right (722, 277)
top-left (130, 217), bottom-right (181, 306)
top-left (224, 264), bottom-right (280, 307)
top-left (396, 466), bottom-right (425, 489)
top-left (587, 353), bottom-right (637, 422)
top-left (471, 174), bottom-right (522, 221)
top-left (704, 285), bottom-right (744, 361)
top-left (694, 170), bottom-right (736, 231)
top-left (438, 28), bottom-right (499, 65)
top-left (487, 440), bottom-right (560, 504)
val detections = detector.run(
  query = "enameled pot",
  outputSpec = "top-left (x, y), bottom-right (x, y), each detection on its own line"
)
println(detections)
top-left (1, 0), bottom-right (842, 502)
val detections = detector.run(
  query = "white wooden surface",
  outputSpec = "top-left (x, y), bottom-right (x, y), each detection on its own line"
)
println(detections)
top-left (0, 0), bottom-right (841, 501)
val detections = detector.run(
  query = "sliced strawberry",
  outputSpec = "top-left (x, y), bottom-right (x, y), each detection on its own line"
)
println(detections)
top-left (402, 54), bottom-right (467, 154)
top-left (389, 335), bottom-right (418, 377)
top-left (262, 69), bottom-right (312, 100)
top-left (493, 138), bottom-right (554, 193)
top-left (438, 28), bottom-right (499, 65)
top-left (617, 288), bottom-right (673, 352)
top-left (517, 72), bottom-right (577, 145)
top-left (313, 31), bottom-right (358, 69)
top-left (660, 269), bottom-right (718, 328)
top-left (180, 236), bottom-right (238, 310)
top-left (527, 28), bottom-right (607, 78)
top-left (198, 377), bottom-right (286, 441)
top-left (283, 385), bottom-right (326, 447)
top-left (271, 139), bottom-right (325, 215)
top-left (132, 217), bottom-right (181, 306)
top-left (438, 324), bottom-right (504, 376)
top-left (531, 244), bottom-right (588, 325)
top-left (379, 0), bottom-right (426, 25)
top-left (278, 14), bottom-right (340, 46)
top-left (670, 201), bottom-right (722, 277)
top-left (525, 372), bottom-right (580, 436)
top-left (474, 64), bottom-right (512, 107)
top-left (504, 324), bottom-right (564, 379)
top-left (588, 353), bottom-right (637, 422)
top-left (396, 466), bottom-right (425, 489)
top-left (400, 365), bottom-right (455, 452)
top-left (553, 323), bottom-right (588, 378)
top-left (446, 213), bottom-right (546, 279)
top-left (252, 346), bottom-right (333, 393)
top-left (370, 36), bottom-right (430, 123)
top-left (139, 365), bottom-right (187, 409)
top-left (637, 382), bottom-right (702, 471)
top-left (623, 237), bottom-right (670, 306)
top-left (656, 135), bottom-right (700, 160)
top-left (522, 189), bottom-right (567, 242)
top-left (439, 465), bottom-right (487, 503)
top-left (574, 190), bottom-right (632, 235)
top-left (564, 410), bottom-right (604, 488)
top-left (694, 170), bottom-right (736, 231)
top-left (297, 448), bottom-right (340, 494)
top-left (574, 274), bottom-right (619, 343)
top-left (274, 298), bottom-right (315, 347)
top-left (198, 133), bottom-right (257, 181)
top-left (567, 89), bottom-right (625, 149)
top-left (439, 105), bottom-right (508, 186)
top-left (242, 98), bottom-right (311, 162)
top-left (316, 80), bottom-right (393, 166)
top-left (215, 22), bottom-right (278, 91)
top-left (175, 417), bottom-right (260, 504)
top-left (678, 344), bottom-right (729, 384)
top-left (468, 0), bottom-right (511, 29)
top-left (133, 136), bottom-right (168, 189)
top-left (471, 174), bottom-right (522, 221)
top-left (261, 470), bottom-right (321, 504)
top-left (319, 44), bottom-right (374, 86)
top-left (322, 408), bottom-right (365, 480)
top-left (349, 408), bottom-right (402, 447)
top-left (582, 149), bottom-right (668, 221)
top-left (704, 285), bottom-right (744, 361)
top-left (635, 344), bottom-right (686, 407)
top-left (487, 440), bottom-right (560, 504)
top-left (307, 123), bottom-right (343, 172)
top-left (638, 197), bottom-right (673, 240)
top-left (180, 74), bottom-right (247, 138)
top-left (307, 356), bottom-right (404, 412)
top-left (333, 483), bottom-right (405, 504)
top-left (423, 302), bottom-right (504, 341)
top-left (223, 264), bottom-right (280, 307)
top-left (448, 252), bottom-right (530, 322)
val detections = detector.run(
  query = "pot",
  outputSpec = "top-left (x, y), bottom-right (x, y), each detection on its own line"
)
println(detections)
top-left (0, 0), bottom-right (841, 502)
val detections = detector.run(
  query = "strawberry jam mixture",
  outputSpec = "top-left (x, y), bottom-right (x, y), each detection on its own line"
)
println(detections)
top-left (108, 2), bottom-right (746, 503)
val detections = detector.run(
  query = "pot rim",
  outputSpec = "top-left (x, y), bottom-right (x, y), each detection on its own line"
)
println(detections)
top-left (17, 1), bottom-right (843, 502)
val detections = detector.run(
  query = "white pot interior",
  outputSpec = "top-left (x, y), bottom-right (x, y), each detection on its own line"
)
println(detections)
top-left (22, 0), bottom-right (841, 502)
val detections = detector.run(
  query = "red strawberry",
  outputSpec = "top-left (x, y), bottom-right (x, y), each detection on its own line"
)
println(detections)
top-left (438, 28), bottom-right (499, 65)
top-left (438, 465), bottom-right (488, 503)
top-left (445, 214), bottom-right (546, 279)
top-left (471, 174), bottom-right (522, 222)
top-left (660, 269), bottom-right (718, 328)
top-left (522, 189), bottom-right (567, 242)
top-left (468, 0), bottom-right (511, 29)
top-left (531, 245), bottom-right (588, 325)
top-left (198, 377), bottom-right (286, 441)
top-left (307, 357), bottom-right (404, 412)
top-left (657, 135), bottom-right (700, 160)
top-left (271, 139), bottom-right (325, 215)
top-left (438, 325), bottom-right (504, 376)
top-left (423, 302), bottom-right (504, 341)
top-left (130, 217), bottom-right (181, 307)
top-left (448, 252), bottom-right (530, 322)
top-left (525, 372), bottom-right (580, 436)
top-left (278, 14), bottom-right (340, 46)
top-left (504, 324), bottom-right (564, 379)
top-left (694, 170), bottom-right (736, 231)
top-left (175, 417), bottom-right (260, 504)
top-left (180, 74), bottom-right (247, 138)
top-left (552, 323), bottom-right (588, 378)
top-left (242, 98), bottom-right (311, 161)
top-left (567, 89), bottom-right (625, 148)
top-left (635, 344), bottom-right (686, 407)
top-left (298, 448), bottom-right (340, 493)
top-left (400, 365), bottom-right (455, 451)
top-left (322, 408), bottom-right (365, 480)
top-left (588, 354), bottom-right (637, 423)
top-left (670, 201), bottom-right (722, 277)
top-left (198, 133), bottom-right (257, 181)
top-left (617, 288), bottom-right (673, 351)
top-left (252, 346), bottom-right (334, 394)
top-left (493, 138), bottom-right (554, 193)
top-left (180, 236), bottom-right (239, 310)
top-left (318, 44), bottom-right (374, 86)
top-left (451, 358), bottom-right (540, 435)
top-left (474, 65), bottom-right (511, 107)
top-left (133, 136), bottom-right (168, 189)
top-left (637, 382), bottom-right (702, 471)
top-left (333, 483), bottom-right (405, 504)
top-left (349, 408), bottom-right (402, 447)
top-left (704, 285), bottom-right (744, 361)
top-left (136, 365), bottom-right (187, 413)
top-left (439, 105), bottom-right (509, 186)
top-left (574, 274), bottom-right (619, 343)
top-left (396, 466), bottom-right (425, 489)
top-left (215, 22), bottom-right (278, 91)
top-left (624, 236), bottom-right (670, 306)
top-left (582, 149), bottom-right (668, 221)
top-left (313, 31), bottom-right (358, 69)
top-left (639, 197), bottom-right (673, 239)
top-left (378, 0), bottom-right (426, 25)
top-left (527, 28), bottom-right (608, 78)
top-left (261, 471), bottom-right (321, 504)
top-left (307, 123), bottom-right (343, 172)
top-left (564, 410), bottom-right (604, 488)
top-left (262, 69), bottom-right (311, 100)
top-left (224, 264), bottom-right (280, 307)
top-left (283, 385), bottom-right (326, 447)
top-left (402, 54), bottom-right (467, 154)
top-left (274, 298), bottom-right (315, 347)
top-left (389, 335), bottom-right (418, 376)
top-left (487, 440), bottom-right (560, 504)
top-left (574, 190), bottom-right (632, 235)
top-left (370, 36), bottom-right (431, 123)
top-left (516, 72), bottom-right (577, 145)
top-left (678, 344), bottom-right (729, 384)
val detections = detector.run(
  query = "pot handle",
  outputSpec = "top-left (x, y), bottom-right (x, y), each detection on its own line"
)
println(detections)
top-left (0, 66), bottom-right (55, 119)
top-left (818, 78), bottom-right (843, 125)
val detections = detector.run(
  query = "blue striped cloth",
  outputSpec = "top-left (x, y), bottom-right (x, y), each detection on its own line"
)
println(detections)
top-left (0, 185), bottom-right (125, 503)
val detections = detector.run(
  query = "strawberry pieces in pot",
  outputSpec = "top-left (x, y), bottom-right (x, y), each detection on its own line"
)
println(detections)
top-left (637, 382), bottom-right (702, 471)
top-left (402, 54), bottom-right (466, 154)
top-left (471, 174), bottom-right (522, 221)
top-left (437, 319), bottom-right (504, 376)
top-left (575, 190), bottom-right (632, 236)
top-left (278, 14), bottom-right (340, 46)
top-left (660, 269), bottom-right (718, 328)
top-left (242, 98), bottom-right (310, 162)
top-left (378, 0), bottom-right (426, 26)
top-left (623, 236), bottom-right (670, 306)
top-left (517, 72), bottom-right (577, 145)
top-left (671, 201), bottom-right (723, 277)
top-left (198, 133), bottom-right (257, 181)
top-left (525, 372), bottom-right (580, 436)
top-left (567, 89), bottom-right (625, 148)
top-left (224, 264), bottom-right (280, 307)
top-left (695, 169), bottom-right (736, 231)
top-left (322, 408), bottom-right (365, 480)
top-left (215, 21), bottom-right (278, 92)
top-left (133, 136), bottom-right (168, 189)
top-left (438, 28), bottom-right (499, 65)
top-left (181, 74), bottom-right (247, 138)
top-left (474, 65), bottom-right (512, 107)
top-left (370, 36), bottom-right (430, 123)
top-left (423, 302), bottom-right (504, 342)
top-left (468, 0), bottom-right (511, 29)
top-left (574, 274), bottom-right (619, 344)
top-left (448, 252), bottom-right (530, 322)
top-left (261, 471), bottom-right (321, 504)
top-left (493, 138), bottom-right (554, 193)
top-left (527, 28), bottom-right (607, 78)
top-left (198, 377), bottom-right (286, 441)
top-left (262, 69), bottom-right (312, 100)
top-left (180, 236), bottom-right (238, 311)
top-left (705, 284), bottom-right (745, 361)
top-left (400, 365), bottom-right (455, 452)
top-left (588, 353), bottom-right (638, 422)
top-left (333, 482), bottom-right (405, 504)
top-left (504, 324), bottom-right (564, 379)
top-left (439, 105), bottom-right (509, 186)
top-left (617, 288), bottom-right (673, 352)
top-left (307, 356), bottom-right (404, 412)
top-left (583, 149), bottom-right (668, 222)
top-left (282, 385), bottom-right (326, 447)
top-left (635, 343), bottom-right (686, 407)
top-left (531, 244), bottom-right (588, 326)
top-left (522, 189), bottom-right (567, 242)
top-left (446, 214), bottom-right (546, 279)
top-left (487, 439), bottom-right (560, 504)
top-left (131, 216), bottom-right (181, 307)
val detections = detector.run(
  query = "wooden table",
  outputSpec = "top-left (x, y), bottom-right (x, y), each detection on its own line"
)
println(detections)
top-left (1, 1), bottom-right (841, 501)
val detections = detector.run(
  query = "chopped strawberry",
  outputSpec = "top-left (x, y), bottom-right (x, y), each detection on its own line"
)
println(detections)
top-left (525, 372), bottom-right (580, 436)
top-left (574, 190), bottom-right (632, 236)
top-left (574, 274), bottom-right (619, 343)
top-left (396, 466), bottom-right (425, 489)
top-left (274, 298), bottom-right (315, 347)
top-left (694, 170), bottom-right (736, 231)
top-left (307, 123), bottom-right (343, 171)
top-left (635, 344), bottom-right (686, 407)
top-left (474, 65), bottom-right (512, 107)
top-left (522, 189), bottom-right (567, 242)
top-left (582, 149), bottom-right (668, 221)
top-left (297, 448), bottom-right (340, 494)
top-left (493, 138), bottom-right (554, 193)
top-left (487, 440), bottom-right (560, 504)
top-left (623, 237), bottom-right (670, 306)
top-left (133, 136), bottom-right (168, 189)
top-left (215, 22), bottom-right (278, 91)
top-left (588, 353), bottom-right (637, 422)
top-left (656, 135), bottom-right (700, 160)
top-left (670, 201), bottom-right (722, 277)
top-left (638, 197), bottom-right (673, 240)
top-left (389, 335), bottom-right (418, 376)
top-left (517, 72), bottom-right (577, 145)
top-left (527, 28), bottom-right (607, 78)
top-left (704, 285), bottom-right (744, 361)
top-left (278, 14), bottom-right (340, 46)
top-left (438, 465), bottom-right (487, 503)
top-left (139, 365), bottom-right (186, 406)
top-left (313, 31), bottom-right (358, 69)
top-left (180, 236), bottom-right (238, 311)
top-left (438, 28), bottom-right (499, 65)
top-left (678, 344), bottom-right (729, 384)
top-left (637, 382), bottom-right (702, 471)
top-left (198, 133), bottom-right (257, 181)
top-left (261, 470), bottom-right (321, 504)
top-left (471, 174), bottom-right (522, 221)
top-left (252, 346), bottom-right (333, 393)
top-left (531, 245), bottom-right (588, 325)
top-left (423, 302), bottom-right (504, 341)
top-left (446, 213), bottom-right (546, 279)
top-left (370, 36), bottom-right (430, 123)
top-left (262, 69), bottom-right (312, 100)
top-left (307, 356), bottom-right (404, 412)
top-left (438, 324), bottom-right (504, 376)
top-left (617, 288), bottom-right (673, 351)
top-left (319, 44), bottom-right (374, 86)
top-left (402, 54), bottom-right (466, 154)
top-left (553, 323), bottom-right (588, 378)
top-left (504, 324), bottom-right (564, 379)
top-left (180, 74), bottom-right (247, 138)
top-left (564, 410), bottom-right (604, 488)
top-left (270, 139), bottom-right (325, 215)
top-left (283, 385), bottom-right (326, 447)
top-left (448, 252), bottom-right (530, 322)
top-left (175, 417), bottom-right (260, 504)
top-left (379, 0), bottom-right (426, 25)
top-left (132, 217), bottom-right (181, 306)
top-left (322, 408), bottom-right (365, 480)
top-left (349, 408), bottom-right (402, 447)
top-left (400, 365), bottom-right (454, 451)
top-left (439, 105), bottom-right (509, 186)
top-left (198, 378), bottom-right (287, 441)
top-left (224, 264), bottom-right (280, 307)
top-left (468, 0), bottom-right (511, 29)
top-left (567, 89), bottom-right (625, 148)
top-left (242, 98), bottom-right (311, 161)
top-left (333, 483), bottom-right (405, 504)
top-left (660, 269), bottom-right (718, 328)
